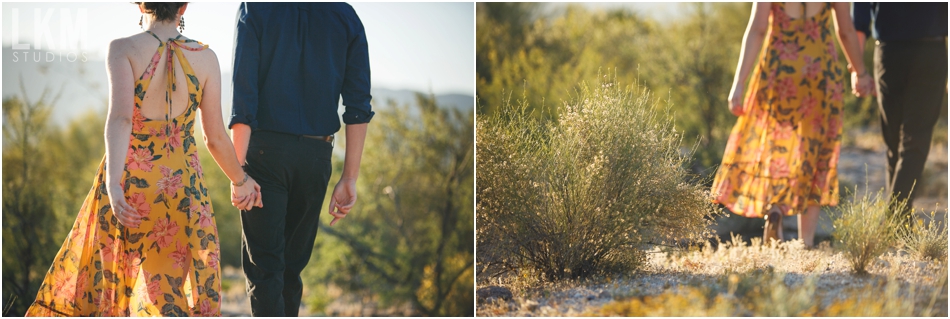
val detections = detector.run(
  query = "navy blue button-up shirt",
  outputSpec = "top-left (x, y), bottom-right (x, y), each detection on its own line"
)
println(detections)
top-left (229, 2), bottom-right (374, 136)
top-left (852, 2), bottom-right (948, 42)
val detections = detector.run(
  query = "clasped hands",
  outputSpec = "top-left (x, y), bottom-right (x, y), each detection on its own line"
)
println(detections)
top-left (230, 173), bottom-right (263, 211)
top-left (850, 69), bottom-right (875, 98)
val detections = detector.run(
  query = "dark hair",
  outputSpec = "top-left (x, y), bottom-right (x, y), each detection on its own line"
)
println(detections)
top-left (134, 2), bottom-right (186, 22)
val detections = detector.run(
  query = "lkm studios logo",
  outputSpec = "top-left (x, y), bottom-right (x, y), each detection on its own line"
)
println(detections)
top-left (8, 7), bottom-right (90, 63)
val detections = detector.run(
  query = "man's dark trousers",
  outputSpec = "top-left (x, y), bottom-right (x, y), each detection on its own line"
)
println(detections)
top-left (874, 39), bottom-right (948, 215)
top-left (241, 130), bottom-right (333, 316)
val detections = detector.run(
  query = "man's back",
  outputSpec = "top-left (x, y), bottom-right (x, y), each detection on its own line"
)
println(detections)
top-left (230, 2), bottom-right (373, 136)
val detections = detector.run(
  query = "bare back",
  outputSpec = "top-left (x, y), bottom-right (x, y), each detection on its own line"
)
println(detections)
top-left (120, 32), bottom-right (217, 121)
top-left (781, 2), bottom-right (825, 20)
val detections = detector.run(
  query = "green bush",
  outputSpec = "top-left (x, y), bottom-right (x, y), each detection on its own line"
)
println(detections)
top-left (477, 3), bottom-right (773, 174)
top-left (302, 93), bottom-right (474, 316)
top-left (477, 77), bottom-right (720, 280)
top-left (832, 188), bottom-right (906, 275)
top-left (899, 210), bottom-right (948, 263)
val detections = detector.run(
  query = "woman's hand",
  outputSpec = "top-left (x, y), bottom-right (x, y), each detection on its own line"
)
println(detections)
top-left (107, 183), bottom-right (141, 228)
top-left (231, 175), bottom-right (263, 211)
top-left (728, 84), bottom-right (746, 116)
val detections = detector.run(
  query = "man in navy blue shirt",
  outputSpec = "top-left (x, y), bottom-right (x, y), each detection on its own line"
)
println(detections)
top-left (229, 2), bottom-right (373, 316)
top-left (852, 2), bottom-right (947, 220)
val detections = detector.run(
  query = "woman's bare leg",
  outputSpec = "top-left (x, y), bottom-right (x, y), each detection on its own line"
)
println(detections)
top-left (798, 205), bottom-right (820, 247)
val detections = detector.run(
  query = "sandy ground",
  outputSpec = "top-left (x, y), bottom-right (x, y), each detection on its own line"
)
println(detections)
top-left (476, 239), bottom-right (948, 316)
top-left (218, 267), bottom-right (413, 316)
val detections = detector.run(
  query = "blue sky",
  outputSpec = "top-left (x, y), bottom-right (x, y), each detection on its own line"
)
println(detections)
top-left (1, 1), bottom-right (475, 95)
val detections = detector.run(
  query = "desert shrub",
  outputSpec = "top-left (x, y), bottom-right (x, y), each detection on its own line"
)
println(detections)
top-left (898, 210), bottom-right (949, 263)
top-left (477, 76), bottom-right (720, 280)
top-left (832, 188), bottom-right (906, 275)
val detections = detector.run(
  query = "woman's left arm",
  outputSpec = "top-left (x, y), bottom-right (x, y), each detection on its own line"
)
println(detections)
top-left (831, 2), bottom-right (871, 96)
top-left (198, 49), bottom-right (262, 210)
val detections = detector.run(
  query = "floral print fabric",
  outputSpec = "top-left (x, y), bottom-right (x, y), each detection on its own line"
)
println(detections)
top-left (26, 31), bottom-right (221, 316)
top-left (712, 3), bottom-right (842, 218)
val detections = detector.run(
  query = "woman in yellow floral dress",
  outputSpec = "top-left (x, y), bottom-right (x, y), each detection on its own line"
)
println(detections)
top-left (26, 3), bottom-right (262, 316)
top-left (712, 2), bottom-right (873, 247)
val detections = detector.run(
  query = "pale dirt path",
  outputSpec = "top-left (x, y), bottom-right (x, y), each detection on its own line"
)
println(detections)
top-left (476, 240), bottom-right (948, 316)
top-left (218, 266), bottom-right (312, 317)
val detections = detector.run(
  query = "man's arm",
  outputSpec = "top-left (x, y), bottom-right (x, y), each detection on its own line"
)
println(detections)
top-left (328, 8), bottom-right (374, 226)
top-left (327, 123), bottom-right (367, 226)
top-left (340, 7), bottom-right (374, 127)
top-left (852, 2), bottom-right (872, 49)
top-left (230, 2), bottom-right (261, 165)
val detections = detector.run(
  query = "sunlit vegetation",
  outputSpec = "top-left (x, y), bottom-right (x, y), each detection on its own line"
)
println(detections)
top-left (475, 3), bottom-right (948, 317)
top-left (477, 77), bottom-right (720, 281)
top-left (2, 90), bottom-right (473, 316)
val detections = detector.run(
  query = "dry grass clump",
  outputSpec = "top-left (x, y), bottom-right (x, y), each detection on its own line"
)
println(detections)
top-left (592, 267), bottom-right (944, 317)
top-left (593, 269), bottom-right (823, 316)
top-left (591, 286), bottom-right (738, 316)
top-left (832, 187), bottom-right (905, 275)
top-left (899, 210), bottom-right (949, 263)
top-left (476, 76), bottom-right (720, 280)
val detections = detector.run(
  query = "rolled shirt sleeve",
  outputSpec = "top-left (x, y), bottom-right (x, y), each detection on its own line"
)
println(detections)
top-left (229, 2), bottom-right (261, 129)
top-left (340, 11), bottom-right (374, 125)
top-left (852, 2), bottom-right (873, 38)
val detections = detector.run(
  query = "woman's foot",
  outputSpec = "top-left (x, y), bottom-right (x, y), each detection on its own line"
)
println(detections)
top-left (763, 207), bottom-right (784, 244)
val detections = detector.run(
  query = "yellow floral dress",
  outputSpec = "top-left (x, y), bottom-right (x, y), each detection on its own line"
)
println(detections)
top-left (26, 31), bottom-right (221, 316)
top-left (712, 3), bottom-right (843, 218)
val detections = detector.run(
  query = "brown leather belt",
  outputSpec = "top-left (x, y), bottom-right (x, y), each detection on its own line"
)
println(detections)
top-left (302, 135), bottom-right (334, 143)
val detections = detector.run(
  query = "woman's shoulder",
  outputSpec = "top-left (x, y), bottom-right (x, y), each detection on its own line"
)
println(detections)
top-left (107, 32), bottom-right (164, 55)
top-left (107, 33), bottom-right (157, 61)
top-left (183, 40), bottom-right (217, 60)
top-left (106, 34), bottom-right (139, 54)
top-left (180, 41), bottom-right (220, 74)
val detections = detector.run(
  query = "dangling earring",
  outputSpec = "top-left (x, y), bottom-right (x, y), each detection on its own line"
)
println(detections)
top-left (139, 15), bottom-right (143, 29)
top-left (179, 16), bottom-right (185, 33)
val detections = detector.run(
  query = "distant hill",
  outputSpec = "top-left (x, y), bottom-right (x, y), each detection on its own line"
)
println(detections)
top-left (370, 88), bottom-right (473, 111)
top-left (2, 46), bottom-right (472, 126)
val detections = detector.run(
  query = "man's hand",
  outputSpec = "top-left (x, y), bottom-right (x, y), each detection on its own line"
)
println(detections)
top-left (327, 177), bottom-right (357, 226)
top-left (852, 71), bottom-right (875, 98)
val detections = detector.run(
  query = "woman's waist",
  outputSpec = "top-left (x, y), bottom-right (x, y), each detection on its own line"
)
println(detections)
top-left (128, 131), bottom-right (199, 155)
top-left (123, 145), bottom-right (203, 176)
top-left (130, 123), bottom-right (196, 138)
